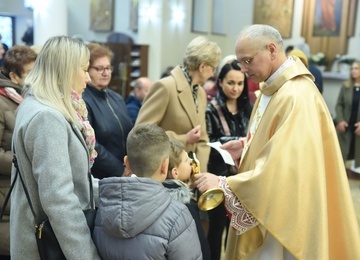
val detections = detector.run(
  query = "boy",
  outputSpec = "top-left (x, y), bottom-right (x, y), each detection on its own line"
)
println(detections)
top-left (92, 123), bottom-right (202, 260)
top-left (163, 139), bottom-right (211, 260)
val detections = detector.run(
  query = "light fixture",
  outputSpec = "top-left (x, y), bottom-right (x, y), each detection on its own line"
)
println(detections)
top-left (139, 3), bottom-right (158, 23)
top-left (172, 6), bottom-right (185, 25)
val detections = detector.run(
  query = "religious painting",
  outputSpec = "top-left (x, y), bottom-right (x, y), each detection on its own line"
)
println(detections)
top-left (90, 0), bottom-right (114, 31)
top-left (253, 0), bottom-right (294, 38)
top-left (313, 0), bottom-right (342, 36)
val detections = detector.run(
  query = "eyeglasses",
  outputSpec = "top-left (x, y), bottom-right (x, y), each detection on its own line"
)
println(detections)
top-left (207, 64), bottom-right (217, 73)
top-left (237, 51), bottom-right (260, 68)
top-left (90, 66), bottom-right (114, 74)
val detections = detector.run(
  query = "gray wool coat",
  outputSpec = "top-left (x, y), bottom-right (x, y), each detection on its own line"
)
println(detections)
top-left (10, 95), bottom-right (100, 260)
top-left (93, 176), bottom-right (203, 260)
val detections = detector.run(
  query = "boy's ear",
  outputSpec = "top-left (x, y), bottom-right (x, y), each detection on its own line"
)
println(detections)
top-left (160, 158), bottom-right (169, 177)
top-left (169, 167), bottom-right (178, 179)
top-left (124, 155), bottom-right (132, 172)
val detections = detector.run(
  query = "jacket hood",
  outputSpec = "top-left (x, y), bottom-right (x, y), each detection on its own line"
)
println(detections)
top-left (96, 176), bottom-right (171, 239)
top-left (162, 179), bottom-right (193, 204)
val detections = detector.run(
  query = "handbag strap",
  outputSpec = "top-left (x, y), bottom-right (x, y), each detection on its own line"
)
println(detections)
top-left (211, 99), bottom-right (231, 136)
top-left (0, 152), bottom-right (38, 221)
top-left (0, 156), bottom-right (19, 219)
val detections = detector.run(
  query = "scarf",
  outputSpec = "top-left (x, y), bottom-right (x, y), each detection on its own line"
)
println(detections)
top-left (0, 71), bottom-right (24, 104)
top-left (181, 66), bottom-right (199, 113)
top-left (70, 90), bottom-right (97, 167)
top-left (0, 87), bottom-right (23, 104)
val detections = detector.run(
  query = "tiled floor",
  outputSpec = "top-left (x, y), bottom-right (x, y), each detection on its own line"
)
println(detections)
top-left (220, 172), bottom-right (360, 260)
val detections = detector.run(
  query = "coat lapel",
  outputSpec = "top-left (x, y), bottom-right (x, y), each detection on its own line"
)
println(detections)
top-left (173, 66), bottom-right (198, 127)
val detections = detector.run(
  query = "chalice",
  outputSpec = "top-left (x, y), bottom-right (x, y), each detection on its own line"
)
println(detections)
top-left (190, 153), bottom-right (224, 211)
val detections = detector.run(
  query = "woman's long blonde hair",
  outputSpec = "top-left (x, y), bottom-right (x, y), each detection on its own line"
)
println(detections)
top-left (24, 35), bottom-right (90, 125)
top-left (344, 60), bottom-right (360, 88)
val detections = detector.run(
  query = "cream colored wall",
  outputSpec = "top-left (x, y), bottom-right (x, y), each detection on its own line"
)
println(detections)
top-left (128, 0), bottom-right (326, 82)
top-left (2, 0), bottom-right (360, 82)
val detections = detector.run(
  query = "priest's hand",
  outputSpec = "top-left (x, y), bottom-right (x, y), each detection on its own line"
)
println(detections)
top-left (220, 139), bottom-right (244, 160)
top-left (192, 172), bottom-right (219, 194)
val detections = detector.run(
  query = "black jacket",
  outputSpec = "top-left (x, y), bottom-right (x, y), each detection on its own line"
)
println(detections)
top-left (206, 92), bottom-right (252, 176)
top-left (82, 85), bottom-right (133, 179)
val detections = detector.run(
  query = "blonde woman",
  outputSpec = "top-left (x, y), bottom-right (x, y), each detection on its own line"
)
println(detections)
top-left (335, 60), bottom-right (360, 172)
top-left (10, 36), bottom-right (100, 259)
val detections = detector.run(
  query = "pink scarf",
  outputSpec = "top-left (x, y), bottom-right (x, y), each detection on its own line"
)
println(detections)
top-left (70, 90), bottom-right (97, 167)
top-left (0, 87), bottom-right (23, 104)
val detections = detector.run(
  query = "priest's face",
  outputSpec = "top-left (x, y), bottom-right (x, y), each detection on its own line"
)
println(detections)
top-left (235, 38), bottom-right (273, 83)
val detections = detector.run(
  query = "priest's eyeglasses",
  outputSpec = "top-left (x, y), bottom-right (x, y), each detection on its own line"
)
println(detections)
top-left (237, 51), bottom-right (260, 68)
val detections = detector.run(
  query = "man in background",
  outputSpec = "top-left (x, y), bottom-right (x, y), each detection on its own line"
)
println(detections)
top-left (126, 77), bottom-right (152, 123)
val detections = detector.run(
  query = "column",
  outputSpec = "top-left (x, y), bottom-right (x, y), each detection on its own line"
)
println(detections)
top-left (32, 0), bottom-right (67, 45)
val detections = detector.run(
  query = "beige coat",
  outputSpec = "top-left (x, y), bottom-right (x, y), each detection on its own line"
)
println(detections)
top-left (136, 65), bottom-right (210, 171)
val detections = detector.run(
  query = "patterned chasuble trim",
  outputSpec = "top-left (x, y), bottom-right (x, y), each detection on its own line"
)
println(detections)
top-left (219, 176), bottom-right (258, 235)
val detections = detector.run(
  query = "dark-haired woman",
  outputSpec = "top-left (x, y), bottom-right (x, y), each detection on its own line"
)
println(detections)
top-left (205, 60), bottom-right (253, 260)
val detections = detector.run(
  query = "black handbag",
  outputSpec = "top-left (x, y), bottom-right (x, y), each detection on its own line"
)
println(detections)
top-left (0, 153), bottom-right (97, 260)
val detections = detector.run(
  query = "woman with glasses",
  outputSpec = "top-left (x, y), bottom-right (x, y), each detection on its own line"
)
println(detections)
top-left (205, 59), bottom-right (252, 260)
top-left (82, 43), bottom-right (133, 179)
top-left (136, 36), bottom-right (221, 173)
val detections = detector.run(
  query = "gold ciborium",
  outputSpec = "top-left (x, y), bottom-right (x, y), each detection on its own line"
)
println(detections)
top-left (190, 153), bottom-right (224, 211)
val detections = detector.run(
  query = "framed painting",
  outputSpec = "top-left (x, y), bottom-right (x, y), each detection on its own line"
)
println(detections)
top-left (253, 0), bottom-right (294, 38)
top-left (129, 0), bottom-right (139, 32)
top-left (301, 0), bottom-right (356, 68)
top-left (313, 0), bottom-right (342, 36)
top-left (191, 0), bottom-right (210, 33)
top-left (211, 0), bottom-right (226, 35)
top-left (90, 0), bottom-right (114, 31)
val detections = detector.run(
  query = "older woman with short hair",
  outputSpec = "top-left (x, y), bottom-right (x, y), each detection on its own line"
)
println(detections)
top-left (136, 36), bottom-right (221, 172)
top-left (82, 43), bottom-right (133, 179)
top-left (0, 45), bottom-right (37, 258)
